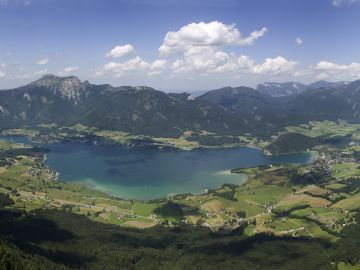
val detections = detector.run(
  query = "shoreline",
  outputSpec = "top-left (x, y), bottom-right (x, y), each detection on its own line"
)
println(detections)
top-left (0, 132), bottom-right (318, 203)
top-left (0, 128), bottom-right (269, 152)
top-left (73, 170), bottom-right (248, 202)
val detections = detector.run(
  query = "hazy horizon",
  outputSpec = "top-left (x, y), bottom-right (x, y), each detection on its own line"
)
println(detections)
top-left (0, 72), bottom-right (354, 94)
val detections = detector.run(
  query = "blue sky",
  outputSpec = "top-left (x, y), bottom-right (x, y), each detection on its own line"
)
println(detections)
top-left (0, 0), bottom-right (360, 91)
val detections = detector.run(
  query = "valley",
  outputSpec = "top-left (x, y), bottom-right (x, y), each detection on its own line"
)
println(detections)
top-left (1, 76), bottom-right (360, 269)
top-left (1, 119), bottom-right (360, 269)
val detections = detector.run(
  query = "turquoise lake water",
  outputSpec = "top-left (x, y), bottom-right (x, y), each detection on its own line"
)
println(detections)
top-left (1, 136), bottom-right (317, 200)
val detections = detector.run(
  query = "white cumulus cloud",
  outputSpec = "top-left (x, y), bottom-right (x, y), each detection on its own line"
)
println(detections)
top-left (295, 37), bottom-right (303, 47)
top-left (252, 56), bottom-right (297, 75)
top-left (171, 47), bottom-right (230, 74)
top-left (105, 44), bottom-right (135, 58)
top-left (0, 71), bottom-right (6, 78)
top-left (150, 59), bottom-right (167, 70)
top-left (157, 21), bottom-right (278, 77)
top-left (171, 50), bottom-right (297, 76)
top-left (315, 61), bottom-right (347, 71)
top-left (315, 72), bottom-right (329, 80)
top-left (95, 57), bottom-right (166, 77)
top-left (93, 21), bottom-right (303, 81)
top-left (314, 60), bottom-right (360, 80)
top-left (36, 58), bottom-right (50, 65)
top-left (332, 0), bottom-right (360, 6)
top-left (103, 57), bottom-right (149, 73)
top-left (159, 21), bottom-right (267, 55)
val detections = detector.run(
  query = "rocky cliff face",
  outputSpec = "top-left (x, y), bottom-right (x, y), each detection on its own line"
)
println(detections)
top-left (30, 75), bottom-right (88, 104)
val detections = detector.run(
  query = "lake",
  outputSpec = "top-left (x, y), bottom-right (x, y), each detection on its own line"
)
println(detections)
top-left (1, 136), bottom-right (317, 200)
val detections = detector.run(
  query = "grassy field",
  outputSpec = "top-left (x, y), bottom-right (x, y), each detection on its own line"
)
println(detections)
top-left (234, 185), bottom-right (292, 205)
top-left (1, 125), bottom-right (252, 150)
top-left (285, 120), bottom-right (360, 138)
top-left (326, 183), bottom-right (348, 190)
top-left (332, 193), bottom-right (360, 210)
top-left (338, 262), bottom-right (360, 270)
top-left (298, 185), bottom-right (330, 196)
top-left (332, 163), bottom-right (360, 179)
top-left (276, 193), bottom-right (331, 208)
top-left (132, 202), bottom-right (160, 216)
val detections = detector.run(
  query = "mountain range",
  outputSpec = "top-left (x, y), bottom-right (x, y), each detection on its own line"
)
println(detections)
top-left (0, 74), bottom-right (359, 138)
top-left (256, 80), bottom-right (349, 97)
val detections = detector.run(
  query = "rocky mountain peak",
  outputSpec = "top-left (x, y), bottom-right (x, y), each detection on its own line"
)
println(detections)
top-left (307, 80), bottom-right (349, 89)
top-left (30, 74), bottom-right (87, 103)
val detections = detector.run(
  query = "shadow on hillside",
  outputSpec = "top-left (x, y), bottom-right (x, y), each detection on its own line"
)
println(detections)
top-left (189, 233), bottom-right (333, 269)
top-left (153, 201), bottom-right (201, 221)
top-left (0, 208), bottom-right (92, 268)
